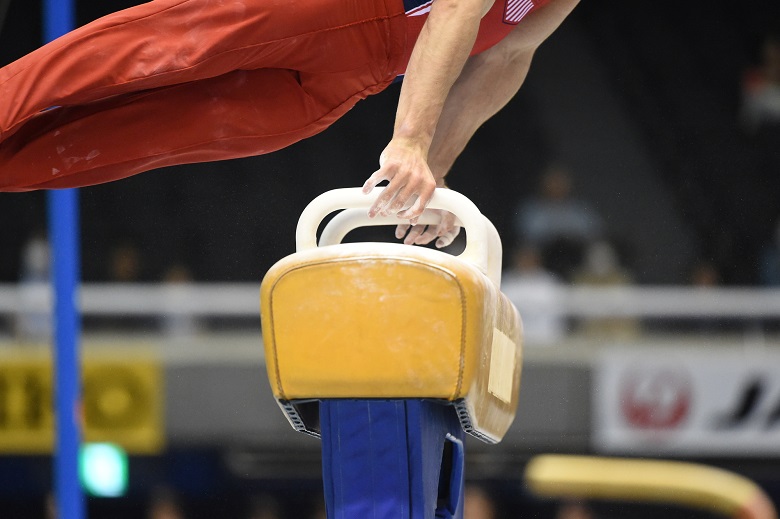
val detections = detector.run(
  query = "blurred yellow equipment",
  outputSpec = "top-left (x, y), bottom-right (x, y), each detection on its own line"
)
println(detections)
top-left (525, 454), bottom-right (777, 519)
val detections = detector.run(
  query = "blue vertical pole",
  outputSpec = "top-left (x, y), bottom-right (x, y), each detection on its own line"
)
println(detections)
top-left (43, 0), bottom-right (84, 517)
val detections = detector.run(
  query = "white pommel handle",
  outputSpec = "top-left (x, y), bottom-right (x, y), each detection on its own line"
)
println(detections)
top-left (295, 188), bottom-right (503, 287)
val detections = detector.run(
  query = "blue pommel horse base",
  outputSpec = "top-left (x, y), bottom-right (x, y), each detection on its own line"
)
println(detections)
top-left (260, 188), bottom-right (524, 519)
top-left (320, 400), bottom-right (464, 519)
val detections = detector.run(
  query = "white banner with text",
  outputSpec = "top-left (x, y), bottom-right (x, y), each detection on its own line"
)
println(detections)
top-left (593, 347), bottom-right (780, 456)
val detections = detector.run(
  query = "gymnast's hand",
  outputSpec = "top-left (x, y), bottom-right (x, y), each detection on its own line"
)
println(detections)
top-left (395, 208), bottom-right (461, 249)
top-left (362, 138), bottom-right (437, 223)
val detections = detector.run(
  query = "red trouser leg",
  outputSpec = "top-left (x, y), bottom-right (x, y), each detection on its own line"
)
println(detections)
top-left (1, 66), bottom-right (385, 190)
top-left (0, 0), bottom-right (405, 191)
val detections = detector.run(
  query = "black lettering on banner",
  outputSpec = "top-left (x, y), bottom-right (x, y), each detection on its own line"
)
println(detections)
top-left (767, 397), bottom-right (780, 429)
top-left (713, 376), bottom-right (780, 429)
top-left (24, 373), bottom-right (47, 429)
top-left (714, 378), bottom-right (764, 428)
top-left (0, 368), bottom-right (51, 434)
top-left (0, 358), bottom-right (162, 454)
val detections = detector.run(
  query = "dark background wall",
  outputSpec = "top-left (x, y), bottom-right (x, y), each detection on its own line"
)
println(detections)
top-left (1, 0), bottom-right (779, 284)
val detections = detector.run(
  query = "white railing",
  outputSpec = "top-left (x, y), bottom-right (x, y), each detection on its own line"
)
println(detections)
top-left (0, 283), bottom-right (779, 318)
top-left (0, 283), bottom-right (260, 317)
top-left (502, 285), bottom-right (780, 318)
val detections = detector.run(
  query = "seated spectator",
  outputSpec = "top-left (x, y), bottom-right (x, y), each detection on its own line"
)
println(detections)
top-left (463, 484), bottom-right (498, 519)
top-left (514, 164), bottom-right (604, 280)
top-left (502, 246), bottom-right (566, 345)
top-left (573, 241), bottom-right (633, 287)
top-left (573, 241), bottom-right (640, 339)
top-left (15, 231), bottom-right (51, 342)
top-left (160, 263), bottom-right (202, 339)
top-left (690, 260), bottom-right (722, 288)
top-left (309, 493), bottom-right (327, 519)
top-left (759, 220), bottom-right (780, 286)
top-left (108, 240), bottom-right (143, 282)
top-left (147, 486), bottom-right (186, 519)
top-left (246, 493), bottom-right (282, 519)
top-left (309, 485), bottom-right (499, 518)
top-left (555, 499), bottom-right (595, 519)
top-left (688, 259), bottom-right (732, 334)
top-left (740, 32), bottom-right (780, 135)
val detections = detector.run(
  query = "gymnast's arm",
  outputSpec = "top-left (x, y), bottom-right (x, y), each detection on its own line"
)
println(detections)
top-left (400, 0), bottom-right (581, 247)
top-left (362, 0), bottom-right (494, 221)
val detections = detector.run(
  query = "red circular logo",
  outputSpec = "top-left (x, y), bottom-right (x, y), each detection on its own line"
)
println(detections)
top-left (620, 368), bottom-right (692, 429)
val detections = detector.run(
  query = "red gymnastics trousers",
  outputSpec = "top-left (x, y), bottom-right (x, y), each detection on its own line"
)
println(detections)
top-left (0, 0), bottom-right (406, 191)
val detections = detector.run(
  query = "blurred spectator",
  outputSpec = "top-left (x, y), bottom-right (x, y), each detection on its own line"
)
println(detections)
top-left (147, 486), bottom-right (186, 519)
top-left (573, 241), bottom-right (633, 287)
top-left (690, 260), bottom-right (721, 288)
top-left (573, 241), bottom-right (640, 339)
top-left (309, 495), bottom-right (327, 519)
top-left (685, 260), bottom-right (731, 334)
top-left (19, 232), bottom-right (49, 283)
top-left (307, 485), bottom-right (499, 518)
top-left (46, 492), bottom-right (56, 519)
top-left (109, 241), bottom-right (142, 282)
top-left (502, 246), bottom-right (566, 345)
top-left (740, 32), bottom-right (780, 134)
top-left (463, 484), bottom-right (497, 519)
top-left (513, 164), bottom-right (604, 280)
top-left (555, 500), bottom-right (595, 519)
top-left (246, 493), bottom-right (282, 519)
top-left (759, 220), bottom-right (780, 286)
top-left (160, 263), bottom-right (201, 339)
top-left (15, 231), bottom-right (51, 341)
top-left (99, 240), bottom-right (147, 331)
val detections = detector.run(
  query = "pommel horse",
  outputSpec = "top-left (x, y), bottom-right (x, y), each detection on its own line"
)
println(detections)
top-left (260, 188), bottom-right (522, 519)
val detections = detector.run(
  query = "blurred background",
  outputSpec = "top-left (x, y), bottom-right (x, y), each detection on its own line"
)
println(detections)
top-left (1, 0), bottom-right (779, 517)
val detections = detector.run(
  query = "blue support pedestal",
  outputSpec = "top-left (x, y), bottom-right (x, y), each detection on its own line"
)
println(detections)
top-left (320, 400), bottom-right (465, 519)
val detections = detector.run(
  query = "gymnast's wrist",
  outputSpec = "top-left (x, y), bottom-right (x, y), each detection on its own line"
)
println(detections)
top-left (435, 177), bottom-right (448, 189)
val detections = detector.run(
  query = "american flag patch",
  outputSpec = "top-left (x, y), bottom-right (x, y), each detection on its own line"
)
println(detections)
top-left (503, 0), bottom-right (535, 24)
top-left (405, 0), bottom-right (432, 16)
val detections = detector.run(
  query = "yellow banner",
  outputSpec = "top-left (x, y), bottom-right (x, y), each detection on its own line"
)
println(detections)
top-left (0, 348), bottom-right (164, 454)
